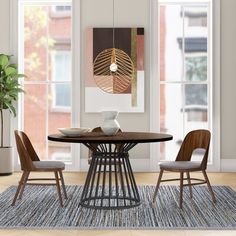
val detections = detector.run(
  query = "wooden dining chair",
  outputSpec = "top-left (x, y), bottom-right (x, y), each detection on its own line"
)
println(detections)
top-left (12, 130), bottom-right (67, 207)
top-left (152, 129), bottom-right (216, 209)
top-left (88, 126), bottom-right (123, 164)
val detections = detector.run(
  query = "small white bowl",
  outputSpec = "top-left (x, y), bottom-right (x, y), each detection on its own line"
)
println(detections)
top-left (58, 127), bottom-right (91, 137)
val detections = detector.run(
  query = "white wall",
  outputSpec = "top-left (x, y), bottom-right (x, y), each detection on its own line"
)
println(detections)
top-left (80, 0), bottom-right (150, 159)
top-left (0, 0), bottom-right (11, 147)
top-left (0, 0), bottom-right (236, 161)
top-left (0, 0), bottom-right (10, 53)
top-left (221, 0), bottom-right (236, 160)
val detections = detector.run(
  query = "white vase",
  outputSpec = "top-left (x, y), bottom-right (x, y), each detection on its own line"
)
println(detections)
top-left (101, 111), bottom-right (120, 135)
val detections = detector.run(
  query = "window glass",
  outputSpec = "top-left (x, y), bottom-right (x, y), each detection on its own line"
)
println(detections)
top-left (185, 55), bottom-right (207, 81)
top-left (19, 2), bottom-right (72, 162)
top-left (159, 1), bottom-right (211, 162)
top-left (55, 5), bottom-right (71, 12)
top-left (160, 5), bottom-right (183, 82)
top-left (51, 51), bottom-right (71, 108)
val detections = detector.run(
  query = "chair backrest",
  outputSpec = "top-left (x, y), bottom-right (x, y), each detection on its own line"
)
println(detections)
top-left (175, 129), bottom-right (211, 169)
top-left (14, 130), bottom-right (39, 171)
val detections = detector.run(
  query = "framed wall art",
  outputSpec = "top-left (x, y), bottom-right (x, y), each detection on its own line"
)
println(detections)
top-left (85, 27), bottom-right (144, 112)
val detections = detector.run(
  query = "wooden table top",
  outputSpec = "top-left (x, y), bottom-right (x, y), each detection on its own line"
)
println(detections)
top-left (48, 132), bottom-right (173, 144)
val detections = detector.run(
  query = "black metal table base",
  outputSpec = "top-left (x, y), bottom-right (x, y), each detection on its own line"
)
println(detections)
top-left (80, 143), bottom-right (140, 209)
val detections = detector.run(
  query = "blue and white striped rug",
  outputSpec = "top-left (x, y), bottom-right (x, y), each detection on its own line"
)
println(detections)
top-left (0, 185), bottom-right (235, 229)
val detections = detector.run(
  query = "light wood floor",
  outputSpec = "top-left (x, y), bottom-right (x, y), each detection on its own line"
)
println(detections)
top-left (0, 172), bottom-right (235, 236)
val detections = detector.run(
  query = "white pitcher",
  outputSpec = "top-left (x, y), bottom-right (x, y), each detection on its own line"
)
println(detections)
top-left (101, 111), bottom-right (120, 135)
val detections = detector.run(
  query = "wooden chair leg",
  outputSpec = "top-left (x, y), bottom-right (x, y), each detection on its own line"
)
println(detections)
top-left (186, 172), bottom-right (193, 198)
top-left (202, 170), bottom-right (216, 203)
top-left (58, 170), bottom-right (68, 199)
top-left (54, 171), bottom-right (63, 207)
top-left (153, 169), bottom-right (164, 203)
top-left (179, 172), bottom-right (184, 209)
top-left (12, 171), bottom-right (27, 206)
top-left (18, 171), bottom-right (30, 200)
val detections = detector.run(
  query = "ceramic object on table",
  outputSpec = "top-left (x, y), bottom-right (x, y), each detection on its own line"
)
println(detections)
top-left (58, 127), bottom-right (90, 137)
top-left (101, 111), bottom-right (120, 135)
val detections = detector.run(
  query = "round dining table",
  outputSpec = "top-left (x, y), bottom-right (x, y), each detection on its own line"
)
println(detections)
top-left (48, 131), bottom-right (173, 209)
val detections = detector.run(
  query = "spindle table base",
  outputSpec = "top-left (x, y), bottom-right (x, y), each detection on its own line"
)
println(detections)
top-left (80, 143), bottom-right (140, 209)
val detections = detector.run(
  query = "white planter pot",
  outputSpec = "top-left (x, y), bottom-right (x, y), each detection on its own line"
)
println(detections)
top-left (101, 111), bottom-right (120, 135)
top-left (0, 147), bottom-right (14, 175)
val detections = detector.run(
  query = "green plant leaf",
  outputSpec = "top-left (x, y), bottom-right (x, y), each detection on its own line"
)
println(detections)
top-left (13, 74), bottom-right (26, 78)
top-left (0, 54), bottom-right (9, 68)
top-left (8, 64), bottom-right (17, 69)
top-left (5, 66), bottom-right (17, 76)
top-left (4, 101), bottom-right (16, 116)
top-left (0, 53), bottom-right (25, 148)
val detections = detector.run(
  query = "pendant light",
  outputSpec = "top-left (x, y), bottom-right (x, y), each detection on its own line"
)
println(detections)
top-left (93, 0), bottom-right (134, 94)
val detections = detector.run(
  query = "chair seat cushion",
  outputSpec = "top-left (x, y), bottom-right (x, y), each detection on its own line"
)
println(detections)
top-left (159, 161), bottom-right (201, 170)
top-left (33, 161), bottom-right (65, 170)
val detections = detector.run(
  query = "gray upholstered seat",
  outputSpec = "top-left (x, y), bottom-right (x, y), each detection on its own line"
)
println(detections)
top-left (159, 161), bottom-right (201, 170)
top-left (33, 161), bottom-right (65, 170)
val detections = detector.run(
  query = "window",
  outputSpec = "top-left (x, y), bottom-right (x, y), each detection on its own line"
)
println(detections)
top-left (150, 0), bottom-right (220, 171)
top-left (158, 0), bottom-right (212, 161)
top-left (185, 7), bottom-right (207, 27)
top-left (51, 51), bottom-right (71, 110)
top-left (18, 1), bottom-right (72, 162)
top-left (50, 4), bottom-right (72, 19)
top-left (54, 5), bottom-right (71, 12)
top-left (51, 152), bottom-right (71, 163)
top-left (51, 5), bottom-right (71, 17)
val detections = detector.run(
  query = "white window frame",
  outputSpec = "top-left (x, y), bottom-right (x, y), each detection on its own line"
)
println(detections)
top-left (149, 0), bottom-right (220, 171)
top-left (52, 5), bottom-right (71, 13)
top-left (10, 0), bottom-right (81, 171)
top-left (51, 5), bottom-right (71, 18)
top-left (51, 50), bottom-right (71, 112)
top-left (51, 152), bottom-right (71, 163)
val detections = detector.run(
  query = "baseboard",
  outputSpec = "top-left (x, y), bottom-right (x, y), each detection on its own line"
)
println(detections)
top-left (220, 159), bottom-right (236, 172)
top-left (80, 158), bottom-right (236, 172)
top-left (13, 159), bottom-right (236, 173)
top-left (80, 158), bottom-right (150, 172)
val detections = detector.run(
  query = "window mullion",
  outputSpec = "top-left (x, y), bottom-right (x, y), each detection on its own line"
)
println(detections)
top-left (182, 5), bottom-right (186, 136)
top-left (45, 6), bottom-right (49, 160)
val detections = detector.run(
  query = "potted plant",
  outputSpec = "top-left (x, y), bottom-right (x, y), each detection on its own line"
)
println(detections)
top-left (0, 54), bottom-right (25, 175)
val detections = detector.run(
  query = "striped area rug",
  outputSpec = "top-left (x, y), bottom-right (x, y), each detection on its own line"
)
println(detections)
top-left (0, 185), bottom-right (235, 229)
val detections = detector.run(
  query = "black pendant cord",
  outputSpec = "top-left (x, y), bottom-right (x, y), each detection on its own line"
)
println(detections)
top-left (112, 0), bottom-right (115, 49)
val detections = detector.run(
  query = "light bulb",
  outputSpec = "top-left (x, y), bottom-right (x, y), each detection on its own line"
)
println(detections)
top-left (110, 63), bottom-right (118, 72)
